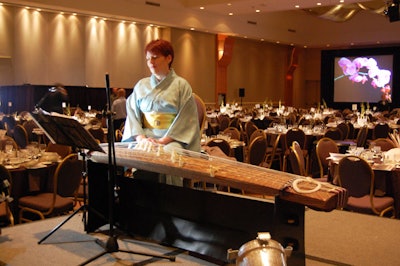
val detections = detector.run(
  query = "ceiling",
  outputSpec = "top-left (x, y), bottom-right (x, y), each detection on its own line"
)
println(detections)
top-left (3, 0), bottom-right (400, 48)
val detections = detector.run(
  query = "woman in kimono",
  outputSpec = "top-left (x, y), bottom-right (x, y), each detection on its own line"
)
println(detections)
top-left (122, 39), bottom-right (200, 153)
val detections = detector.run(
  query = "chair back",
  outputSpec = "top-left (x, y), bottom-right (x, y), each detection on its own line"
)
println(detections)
top-left (193, 93), bottom-right (207, 132)
top-left (246, 135), bottom-right (267, 166)
top-left (2, 115), bottom-right (16, 136)
top-left (336, 122), bottom-right (349, 139)
top-left (249, 129), bottom-right (266, 145)
top-left (223, 127), bottom-right (241, 140)
top-left (346, 122), bottom-right (355, 139)
top-left (23, 119), bottom-right (39, 142)
top-left (356, 126), bottom-right (368, 147)
top-left (373, 122), bottom-right (389, 139)
top-left (369, 138), bottom-right (395, 152)
top-left (206, 138), bottom-right (231, 157)
top-left (316, 137), bottom-right (339, 179)
top-left (54, 153), bottom-right (82, 197)
top-left (245, 122), bottom-right (258, 144)
top-left (88, 127), bottom-right (105, 143)
top-left (45, 142), bottom-right (72, 159)
top-left (13, 124), bottom-right (29, 149)
top-left (228, 117), bottom-right (240, 129)
top-left (218, 115), bottom-right (230, 132)
top-left (288, 141), bottom-right (305, 176)
top-left (338, 155), bottom-right (373, 197)
top-left (0, 136), bottom-right (18, 151)
top-left (323, 128), bottom-right (342, 140)
top-left (264, 134), bottom-right (282, 169)
top-left (285, 128), bottom-right (306, 150)
top-left (0, 164), bottom-right (14, 226)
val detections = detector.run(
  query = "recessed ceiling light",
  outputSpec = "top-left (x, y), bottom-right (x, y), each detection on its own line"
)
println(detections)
top-left (295, 5), bottom-right (300, 8)
top-left (228, 12), bottom-right (233, 16)
top-left (256, 9), bottom-right (260, 13)
top-left (200, 7), bottom-right (204, 10)
top-left (317, 3), bottom-right (322, 6)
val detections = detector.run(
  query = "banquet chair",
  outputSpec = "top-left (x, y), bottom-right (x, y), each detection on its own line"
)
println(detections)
top-left (288, 141), bottom-right (307, 176)
top-left (217, 115), bottom-right (230, 132)
top-left (336, 122), bottom-right (349, 140)
top-left (13, 124), bottom-right (29, 149)
top-left (223, 126), bottom-right (241, 140)
top-left (206, 138), bottom-right (231, 157)
top-left (228, 117), bottom-right (240, 129)
top-left (245, 121), bottom-right (258, 145)
top-left (373, 122), bottom-right (389, 139)
top-left (249, 129), bottom-right (266, 144)
top-left (0, 165), bottom-right (14, 227)
top-left (346, 121), bottom-right (355, 140)
top-left (45, 142), bottom-right (72, 159)
top-left (18, 153), bottom-right (83, 222)
top-left (283, 128), bottom-right (308, 173)
top-left (88, 127), bottom-right (106, 143)
top-left (369, 138), bottom-right (395, 152)
top-left (323, 127), bottom-right (342, 140)
top-left (355, 126), bottom-right (369, 148)
top-left (22, 119), bottom-right (40, 142)
top-left (193, 93), bottom-right (207, 133)
top-left (0, 136), bottom-right (18, 151)
top-left (262, 133), bottom-right (283, 169)
top-left (337, 155), bottom-right (394, 217)
top-left (115, 129), bottom-right (123, 142)
top-left (315, 137), bottom-right (339, 181)
top-left (245, 135), bottom-right (267, 166)
top-left (2, 115), bottom-right (16, 137)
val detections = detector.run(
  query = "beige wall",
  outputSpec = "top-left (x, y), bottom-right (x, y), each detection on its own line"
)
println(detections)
top-left (0, 5), bottom-right (322, 108)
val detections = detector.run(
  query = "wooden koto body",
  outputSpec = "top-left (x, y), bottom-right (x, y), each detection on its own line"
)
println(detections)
top-left (89, 142), bottom-right (347, 212)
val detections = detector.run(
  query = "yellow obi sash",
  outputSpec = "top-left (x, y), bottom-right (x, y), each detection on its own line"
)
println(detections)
top-left (143, 112), bottom-right (176, 129)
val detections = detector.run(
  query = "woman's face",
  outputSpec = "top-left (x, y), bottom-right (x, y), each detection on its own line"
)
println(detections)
top-left (146, 51), bottom-right (172, 79)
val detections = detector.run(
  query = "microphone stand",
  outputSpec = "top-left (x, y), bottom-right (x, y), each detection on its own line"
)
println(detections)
top-left (79, 74), bottom-right (175, 265)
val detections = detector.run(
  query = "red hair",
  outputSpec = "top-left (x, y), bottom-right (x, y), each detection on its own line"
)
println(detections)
top-left (145, 39), bottom-right (174, 68)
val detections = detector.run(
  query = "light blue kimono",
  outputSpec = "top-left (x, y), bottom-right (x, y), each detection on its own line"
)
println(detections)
top-left (122, 69), bottom-right (201, 152)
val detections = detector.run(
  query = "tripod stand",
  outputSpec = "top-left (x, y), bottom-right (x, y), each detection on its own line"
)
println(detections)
top-left (30, 111), bottom-right (106, 245)
top-left (37, 150), bottom-right (91, 244)
top-left (79, 74), bottom-right (175, 265)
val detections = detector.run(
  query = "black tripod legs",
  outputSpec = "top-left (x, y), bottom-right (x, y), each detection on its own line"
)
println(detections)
top-left (38, 204), bottom-right (86, 244)
top-left (78, 235), bottom-right (175, 265)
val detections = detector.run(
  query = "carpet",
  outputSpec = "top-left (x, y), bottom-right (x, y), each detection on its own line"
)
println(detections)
top-left (1, 209), bottom-right (400, 265)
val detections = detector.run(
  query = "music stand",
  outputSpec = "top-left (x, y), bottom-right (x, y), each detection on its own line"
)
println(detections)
top-left (30, 111), bottom-right (104, 244)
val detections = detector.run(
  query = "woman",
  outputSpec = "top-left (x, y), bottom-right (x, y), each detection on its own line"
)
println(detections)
top-left (122, 39), bottom-right (200, 152)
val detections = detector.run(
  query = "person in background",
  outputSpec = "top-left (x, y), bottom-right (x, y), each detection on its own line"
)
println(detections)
top-left (36, 83), bottom-right (69, 114)
top-left (110, 87), bottom-right (120, 103)
top-left (111, 88), bottom-right (127, 130)
top-left (122, 39), bottom-right (200, 152)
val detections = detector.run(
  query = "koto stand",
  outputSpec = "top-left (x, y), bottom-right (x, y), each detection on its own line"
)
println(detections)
top-left (79, 74), bottom-right (175, 265)
top-left (30, 110), bottom-right (104, 244)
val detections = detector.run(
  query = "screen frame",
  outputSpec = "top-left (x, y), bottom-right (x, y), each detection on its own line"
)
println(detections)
top-left (321, 46), bottom-right (400, 110)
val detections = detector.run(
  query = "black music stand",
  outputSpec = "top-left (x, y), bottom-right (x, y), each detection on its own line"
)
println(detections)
top-left (30, 111), bottom-right (104, 244)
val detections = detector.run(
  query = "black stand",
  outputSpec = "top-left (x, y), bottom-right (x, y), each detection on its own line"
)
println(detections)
top-left (79, 74), bottom-right (175, 265)
top-left (30, 111), bottom-right (105, 245)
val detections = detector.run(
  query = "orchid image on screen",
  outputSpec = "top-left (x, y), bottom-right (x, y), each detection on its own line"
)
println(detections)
top-left (335, 57), bottom-right (392, 102)
top-left (335, 57), bottom-right (392, 89)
